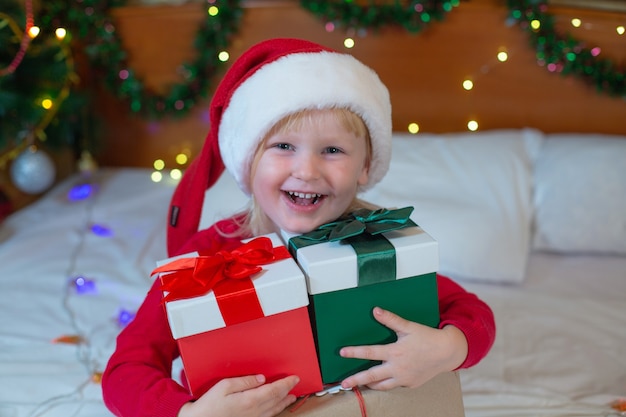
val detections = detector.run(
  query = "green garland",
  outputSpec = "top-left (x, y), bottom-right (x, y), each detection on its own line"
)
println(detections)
top-left (41, 0), bottom-right (243, 119)
top-left (4, 0), bottom-right (626, 127)
top-left (507, 0), bottom-right (625, 98)
top-left (35, 0), bottom-right (458, 121)
top-left (300, 0), bottom-right (460, 33)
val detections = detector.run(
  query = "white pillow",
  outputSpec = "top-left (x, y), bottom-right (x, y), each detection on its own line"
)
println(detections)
top-left (360, 129), bottom-right (544, 284)
top-left (533, 134), bottom-right (626, 255)
top-left (199, 171), bottom-right (248, 231)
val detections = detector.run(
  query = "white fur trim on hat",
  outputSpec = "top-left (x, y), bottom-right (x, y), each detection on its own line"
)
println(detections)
top-left (218, 50), bottom-right (392, 196)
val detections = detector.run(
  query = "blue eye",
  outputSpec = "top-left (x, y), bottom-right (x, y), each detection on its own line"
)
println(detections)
top-left (274, 143), bottom-right (292, 150)
top-left (325, 147), bottom-right (342, 154)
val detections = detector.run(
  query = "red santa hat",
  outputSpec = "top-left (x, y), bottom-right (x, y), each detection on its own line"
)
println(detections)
top-left (167, 38), bottom-right (392, 256)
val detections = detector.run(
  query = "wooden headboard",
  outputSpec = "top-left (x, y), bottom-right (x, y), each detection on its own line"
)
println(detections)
top-left (94, 0), bottom-right (626, 168)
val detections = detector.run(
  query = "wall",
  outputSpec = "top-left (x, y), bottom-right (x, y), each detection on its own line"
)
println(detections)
top-left (93, 0), bottom-right (626, 168)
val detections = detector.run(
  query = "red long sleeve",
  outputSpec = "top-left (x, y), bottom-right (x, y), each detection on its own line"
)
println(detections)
top-left (101, 278), bottom-right (193, 417)
top-left (102, 218), bottom-right (496, 417)
top-left (436, 275), bottom-right (496, 369)
top-left (102, 221), bottom-right (241, 417)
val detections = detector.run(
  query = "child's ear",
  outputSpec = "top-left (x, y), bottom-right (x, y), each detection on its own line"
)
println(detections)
top-left (357, 164), bottom-right (370, 187)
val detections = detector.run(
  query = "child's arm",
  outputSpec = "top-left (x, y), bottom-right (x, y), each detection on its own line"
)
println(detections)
top-left (103, 223), bottom-right (303, 417)
top-left (177, 375), bottom-right (299, 417)
top-left (338, 275), bottom-right (495, 390)
top-left (102, 280), bottom-right (195, 417)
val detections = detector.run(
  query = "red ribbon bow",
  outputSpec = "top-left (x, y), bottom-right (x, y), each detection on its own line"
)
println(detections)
top-left (153, 237), bottom-right (291, 326)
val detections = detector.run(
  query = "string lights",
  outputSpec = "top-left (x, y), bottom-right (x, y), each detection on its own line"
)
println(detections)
top-left (13, 179), bottom-right (116, 415)
top-left (301, 0), bottom-right (460, 33)
top-left (507, 0), bottom-right (626, 97)
top-left (2, 0), bottom-right (624, 178)
top-left (1, 2), bottom-right (624, 413)
top-left (4, 0), bottom-right (620, 150)
top-left (151, 152), bottom-right (189, 183)
top-left (39, 0), bottom-right (242, 119)
top-left (1, 0), bottom-right (85, 194)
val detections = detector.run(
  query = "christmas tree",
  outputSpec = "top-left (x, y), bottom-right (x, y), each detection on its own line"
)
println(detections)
top-left (1, 0), bottom-right (88, 198)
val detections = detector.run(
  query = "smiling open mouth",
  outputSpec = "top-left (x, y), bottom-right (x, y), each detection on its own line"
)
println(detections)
top-left (286, 191), bottom-right (324, 205)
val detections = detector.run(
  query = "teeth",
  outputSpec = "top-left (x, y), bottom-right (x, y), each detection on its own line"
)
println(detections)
top-left (288, 191), bottom-right (322, 199)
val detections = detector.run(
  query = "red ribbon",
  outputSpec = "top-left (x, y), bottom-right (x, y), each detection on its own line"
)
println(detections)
top-left (289, 386), bottom-right (368, 416)
top-left (153, 237), bottom-right (291, 326)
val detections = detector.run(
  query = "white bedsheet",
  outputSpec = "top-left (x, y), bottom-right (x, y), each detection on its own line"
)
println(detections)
top-left (0, 168), bottom-right (624, 417)
top-left (461, 253), bottom-right (626, 417)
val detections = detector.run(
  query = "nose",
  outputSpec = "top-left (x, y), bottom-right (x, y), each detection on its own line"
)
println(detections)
top-left (292, 153), bottom-right (320, 181)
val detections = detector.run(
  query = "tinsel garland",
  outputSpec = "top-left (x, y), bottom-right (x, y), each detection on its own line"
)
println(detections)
top-left (40, 0), bottom-right (243, 119)
top-left (507, 0), bottom-right (625, 98)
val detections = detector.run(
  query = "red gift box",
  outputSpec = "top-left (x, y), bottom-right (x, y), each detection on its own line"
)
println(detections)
top-left (153, 234), bottom-right (323, 397)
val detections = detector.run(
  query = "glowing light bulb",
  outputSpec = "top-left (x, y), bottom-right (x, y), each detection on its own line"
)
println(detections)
top-left (218, 51), bottom-right (229, 62)
top-left (153, 159), bottom-right (165, 170)
top-left (73, 276), bottom-right (97, 294)
top-left (92, 372), bottom-right (103, 384)
top-left (117, 309), bottom-right (136, 327)
top-left (617, 26), bottom-right (625, 35)
top-left (530, 20), bottom-right (541, 30)
top-left (571, 18), bottom-right (582, 28)
top-left (41, 98), bottom-right (53, 109)
top-left (467, 120), bottom-right (479, 131)
top-left (55, 28), bottom-right (67, 40)
top-left (52, 334), bottom-right (85, 344)
top-left (408, 123), bottom-right (420, 134)
top-left (462, 79), bottom-right (474, 90)
top-left (28, 26), bottom-right (40, 38)
top-left (208, 6), bottom-right (219, 16)
top-left (151, 171), bottom-right (163, 182)
top-left (497, 51), bottom-right (508, 62)
top-left (170, 169), bottom-right (182, 180)
top-left (175, 153), bottom-right (188, 165)
top-left (67, 183), bottom-right (94, 201)
top-left (343, 38), bottom-right (355, 49)
top-left (91, 224), bottom-right (113, 237)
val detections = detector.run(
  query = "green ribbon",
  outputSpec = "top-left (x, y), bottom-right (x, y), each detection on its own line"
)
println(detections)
top-left (288, 207), bottom-right (417, 287)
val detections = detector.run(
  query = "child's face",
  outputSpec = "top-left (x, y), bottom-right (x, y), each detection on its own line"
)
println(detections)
top-left (251, 110), bottom-right (370, 234)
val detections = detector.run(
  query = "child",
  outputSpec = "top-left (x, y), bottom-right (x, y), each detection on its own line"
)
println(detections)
top-left (102, 38), bottom-right (496, 417)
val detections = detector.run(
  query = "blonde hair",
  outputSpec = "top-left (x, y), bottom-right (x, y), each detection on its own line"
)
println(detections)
top-left (218, 107), bottom-right (378, 238)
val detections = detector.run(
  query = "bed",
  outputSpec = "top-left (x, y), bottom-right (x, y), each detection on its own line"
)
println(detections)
top-left (2, 129), bottom-right (625, 417)
top-left (1, 1), bottom-right (626, 416)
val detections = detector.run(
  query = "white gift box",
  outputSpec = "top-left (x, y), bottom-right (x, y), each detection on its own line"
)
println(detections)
top-left (281, 223), bottom-right (439, 295)
top-left (155, 233), bottom-right (310, 339)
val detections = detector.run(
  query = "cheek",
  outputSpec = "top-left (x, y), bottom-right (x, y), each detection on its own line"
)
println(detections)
top-left (251, 156), bottom-right (275, 188)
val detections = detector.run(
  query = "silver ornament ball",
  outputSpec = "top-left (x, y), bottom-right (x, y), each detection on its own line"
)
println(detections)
top-left (10, 148), bottom-right (56, 194)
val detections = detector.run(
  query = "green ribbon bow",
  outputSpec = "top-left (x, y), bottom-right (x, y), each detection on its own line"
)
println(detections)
top-left (288, 206), bottom-right (417, 287)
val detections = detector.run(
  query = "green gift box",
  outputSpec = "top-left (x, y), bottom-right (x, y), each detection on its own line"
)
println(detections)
top-left (283, 207), bottom-right (440, 384)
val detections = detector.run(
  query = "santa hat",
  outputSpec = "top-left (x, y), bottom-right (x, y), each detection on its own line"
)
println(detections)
top-left (167, 38), bottom-right (392, 256)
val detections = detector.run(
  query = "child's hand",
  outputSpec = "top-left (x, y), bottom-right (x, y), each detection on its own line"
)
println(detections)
top-left (178, 374), bottom-right (299, 417)
top-left (339, 307), bottom-right (468, 391)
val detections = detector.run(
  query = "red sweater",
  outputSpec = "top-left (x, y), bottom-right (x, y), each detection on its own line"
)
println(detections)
top-left (102, 219), bottom-right (496, 417)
